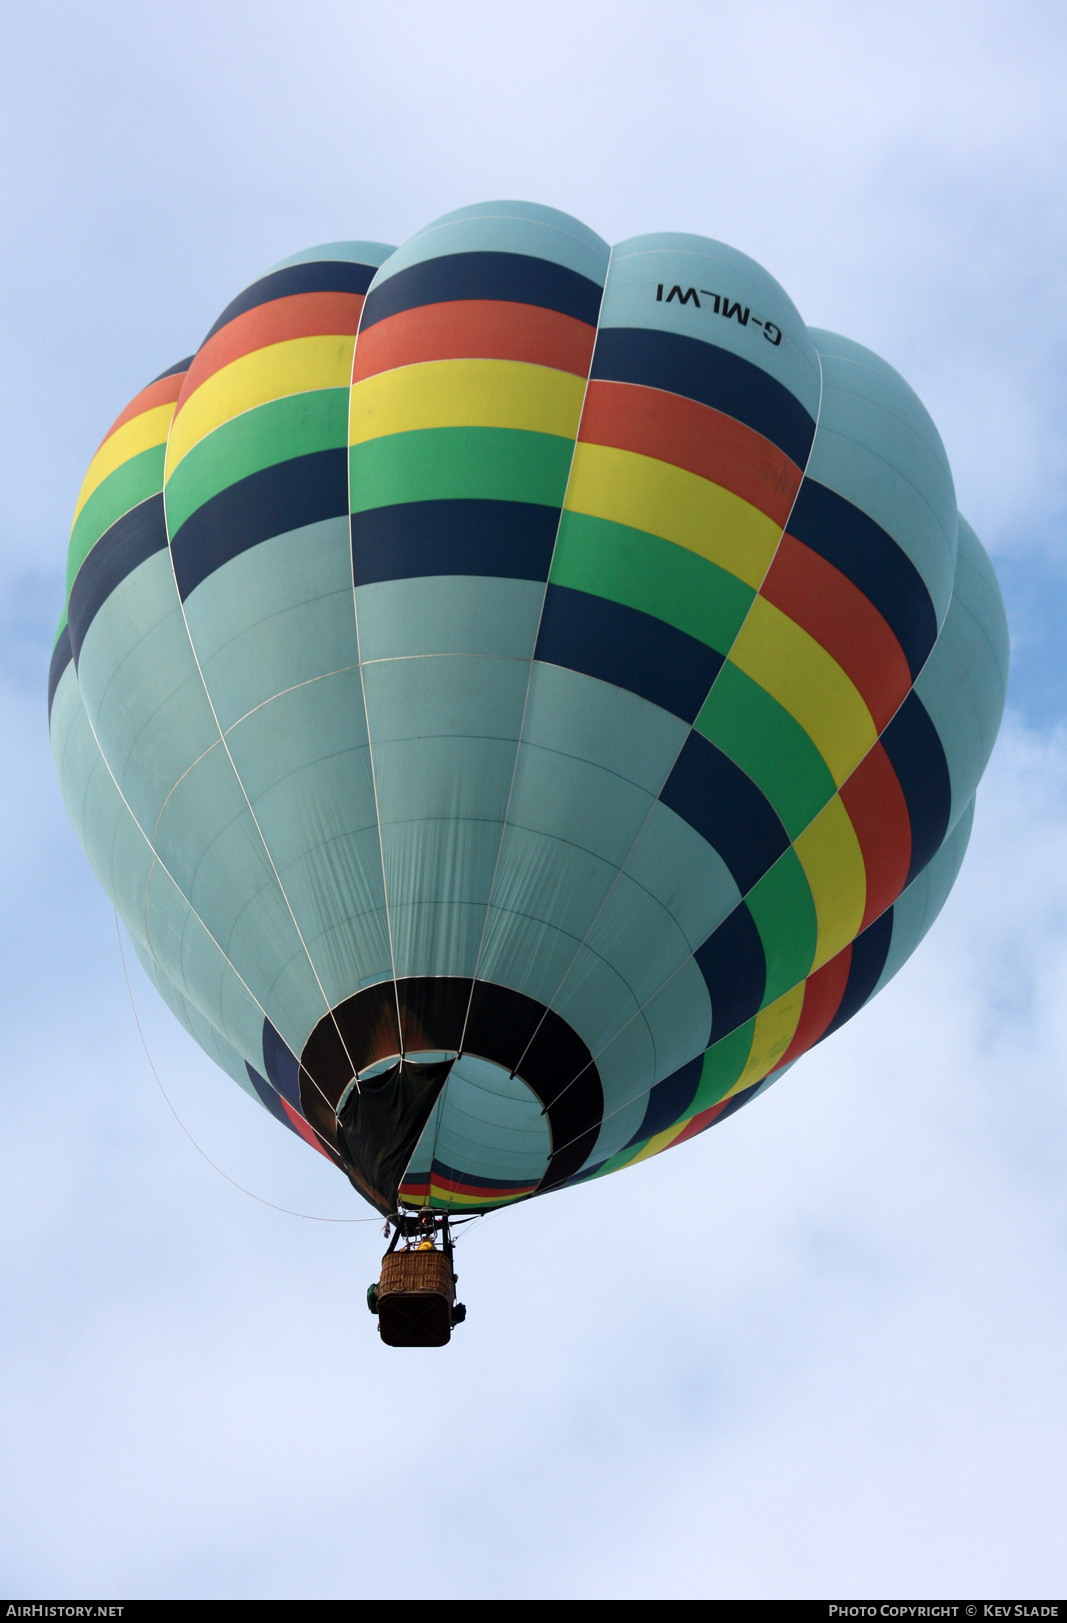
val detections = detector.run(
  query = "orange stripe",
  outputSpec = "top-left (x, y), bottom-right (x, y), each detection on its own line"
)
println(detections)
top-left (839, 742), bottom-right (912, 931)
top-left (99, 371), bottom-right (185, 446)
top-left (778, 947), bottom-right (854, 1069)
top-left (177, 291), bottom-right (365, 410)
top-left (762, 534), bottom-right (913, 732)
top-left (672, 1097), bottom-right (733, 1145)
top-left (352, 298), bottom-right (596, 382)
top-left (577, 379), bottom-right (802, 527)
top-left (279, 1098), bottom-right (334, 1161)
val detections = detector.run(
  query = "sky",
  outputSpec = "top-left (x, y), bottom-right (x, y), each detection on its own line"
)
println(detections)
top-left (2, 0), bottom-right (1066, 1599)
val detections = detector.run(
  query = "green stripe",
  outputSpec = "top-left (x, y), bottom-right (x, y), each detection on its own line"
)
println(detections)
top-left (349, 427), bottom-right (574, 511)
top-left (745, 851), bottom-right (817, 1008)
top-left (66, 445), bottom-right (165, 600)
top-left (164, 389), bottom-right (350, 536)
top-left (596, 1018), bottom-right (757, 1171)
top-left (550, 510), bottom-right (753, 654)
top-left (688, 1020), bottom-right (756, 1113)
top-left (695, 662), bottom-right (837, 840)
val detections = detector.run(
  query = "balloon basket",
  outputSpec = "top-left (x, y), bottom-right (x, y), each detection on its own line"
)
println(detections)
top-left (369, 1210), bottom-right (468, 1347)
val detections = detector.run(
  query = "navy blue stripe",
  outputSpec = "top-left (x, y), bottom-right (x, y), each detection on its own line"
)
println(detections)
top-left (422, 1160), bottom-right (540, 1192)
top-left (47, 624), bottom-right (73, 723)
top-left (68, 494), bottom-right (168, 664)
top-left (879, 691), bottom-right (951, 883)
top-left (202, 260), bottom-right (378, 344)
top-left (694, 903), bottom-right (766, 1039)
top-left (624, 1055), bottom-right (704, 1149)
top-left (361, 251), bottom-right (604, 331)
top-left (713, 1077), bottom-right (764, 1125)
top-left (591, 326), bottom-right (816, 469)
top-left (787, 479), bottom-right (938, 679)
top-left (245, 1063), bottom-right (302, 1132)
top-left (262, 1019), bottom-right (302, 1108)
top-left (150, 356), bottom-right (193, 383)
top-left (821, 909), bottom-right (894, 1040)
top-left (351, 499), bottom-right (558, 586)
top-left (535, 585), bottom-right (722, 723)
top-left (170, 449), bottom-right (349, 600)
top-left (660, 730), bottom-right (789, 892)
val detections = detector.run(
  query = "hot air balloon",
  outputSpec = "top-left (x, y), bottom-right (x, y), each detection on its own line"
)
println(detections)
top-left (49, 203), bottom-right (1008, 1345)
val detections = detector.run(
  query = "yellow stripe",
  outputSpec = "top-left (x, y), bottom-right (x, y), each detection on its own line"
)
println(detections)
top-left (793, 795), bottom-right (867, 970)
top-left (725, 982), bottom-right (806, 1098)
top-left (72, 403), bottom-right (175, 525)
top-left (164, 335), bottom-right (356, 477)
top-left (624, 1122), bottom-right (683, 1168)
top-left (348, 358), bottom-right (585, 445)
top-left (564, 442), bottom-right (778, 590)
top-left (728, 596), bottom-right (877, 784)
top-left (422, 1182), bottom-right (533, 1208)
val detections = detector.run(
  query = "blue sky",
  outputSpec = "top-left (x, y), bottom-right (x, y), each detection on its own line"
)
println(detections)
top-left (2, 0), bottom-right (1065, 1597)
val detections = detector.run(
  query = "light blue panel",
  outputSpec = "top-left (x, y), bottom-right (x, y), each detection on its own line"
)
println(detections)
top-left (369, 200), bottom-right (609, 288)
top-left (184, 518), bottom-right (361, 734)
top-left (389, 900), bottom-right (487, 980)
top-left (74, 551), bottom-right (219, 834)
top-left (578, 1016), bottom-right (659, 1166)
top-left (51, 665), bottom-right (106, 856)
top-left (355, 576), bottom-right (543, 662)
top-left (487, 824), bottom-right (618, 945)
top-left (956, 515), bottom-right (1010, 704)
top-left (913, 641), bottom-right (983, 835)
top-left (624, 800), bottom-right (742, 950)
top-left (605, 232), bottom-right (822, 423)
top-left (361, 652), bottom-right (530, 746)
top-left (872, 796), bottom-right (975, 996)
top-left (268, 240), bottom-right (397, 272)
top-left (640, 959), bottom-right (713, 1083)
top-left (429, 1058), bottom-right (551, 1183)
top-left (382, 816), bottom-right (500, 912)
top-left (476, 908), bottom-right (586, 1010)
top-left (521, 662), bottom-right (689, 794)
top-left (749, 1058), bottom-right (797, 1102)
top-left (582, 871), bottom-right (696, 1005)
top-left (503, 741), bottom-right (655, 866)
top-left (401, 1090), bottom-right (445, 1186)
top-left (141, 859), bottom-right (272, 1064)
top-left (552, 941), bottom-right (645, 1058)
top-left (913, 518), bottom-right (1010, 833)
top-left (372, 735), bottom-right (518, 825)
top-left (223, 668), bottom-right (386, 975)
top-left (244, 938), bottom-right (332, 1066)
top-left (808, 330), bottom-right (958, 626)
top-left (292, 911), bottom-right (392, 1010)
top-left (152, 744), bottom-right (313, 1018)
top-left (131, 936), bottom-right (261, 1105)
top-left (384, 819), bottom-right (498, 977)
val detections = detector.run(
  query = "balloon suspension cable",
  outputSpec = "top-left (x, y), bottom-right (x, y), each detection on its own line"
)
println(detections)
top-left (114, 909), bottom-right (379, 1224)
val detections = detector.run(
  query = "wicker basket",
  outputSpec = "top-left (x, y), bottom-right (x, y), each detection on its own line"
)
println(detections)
top-left (377, 1248), bottom-right (456, 1348)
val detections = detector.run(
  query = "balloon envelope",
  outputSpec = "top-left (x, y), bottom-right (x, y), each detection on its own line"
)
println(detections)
top-left (49, 203), bottom-right (1009, 1215)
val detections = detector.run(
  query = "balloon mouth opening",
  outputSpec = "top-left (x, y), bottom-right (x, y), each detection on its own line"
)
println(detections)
top-left (297, 977), bottom-right (606, 1206)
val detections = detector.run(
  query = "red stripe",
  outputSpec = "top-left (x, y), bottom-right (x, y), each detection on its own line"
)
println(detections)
top-left (839, 742), bottom-right (912, 931)
top-left (400, 1174), bottom-right (537, 1200)
top-left (279, 1097), bottom-right (334, 1161)
top-left (101, 371), bottom-right (185, 444)
top-left (761, 534), bottom-right (913, 732)
top-left (778, 946), bottom-right (854, 1068)
top-left (577, 380), bottom-right (802, 527)
top-left (672, 1097), bottom-right (733, 1145)
top-left (351, 299), bottom-right (596, 382)
top-left (176, 291), bottom-right (365, 411)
